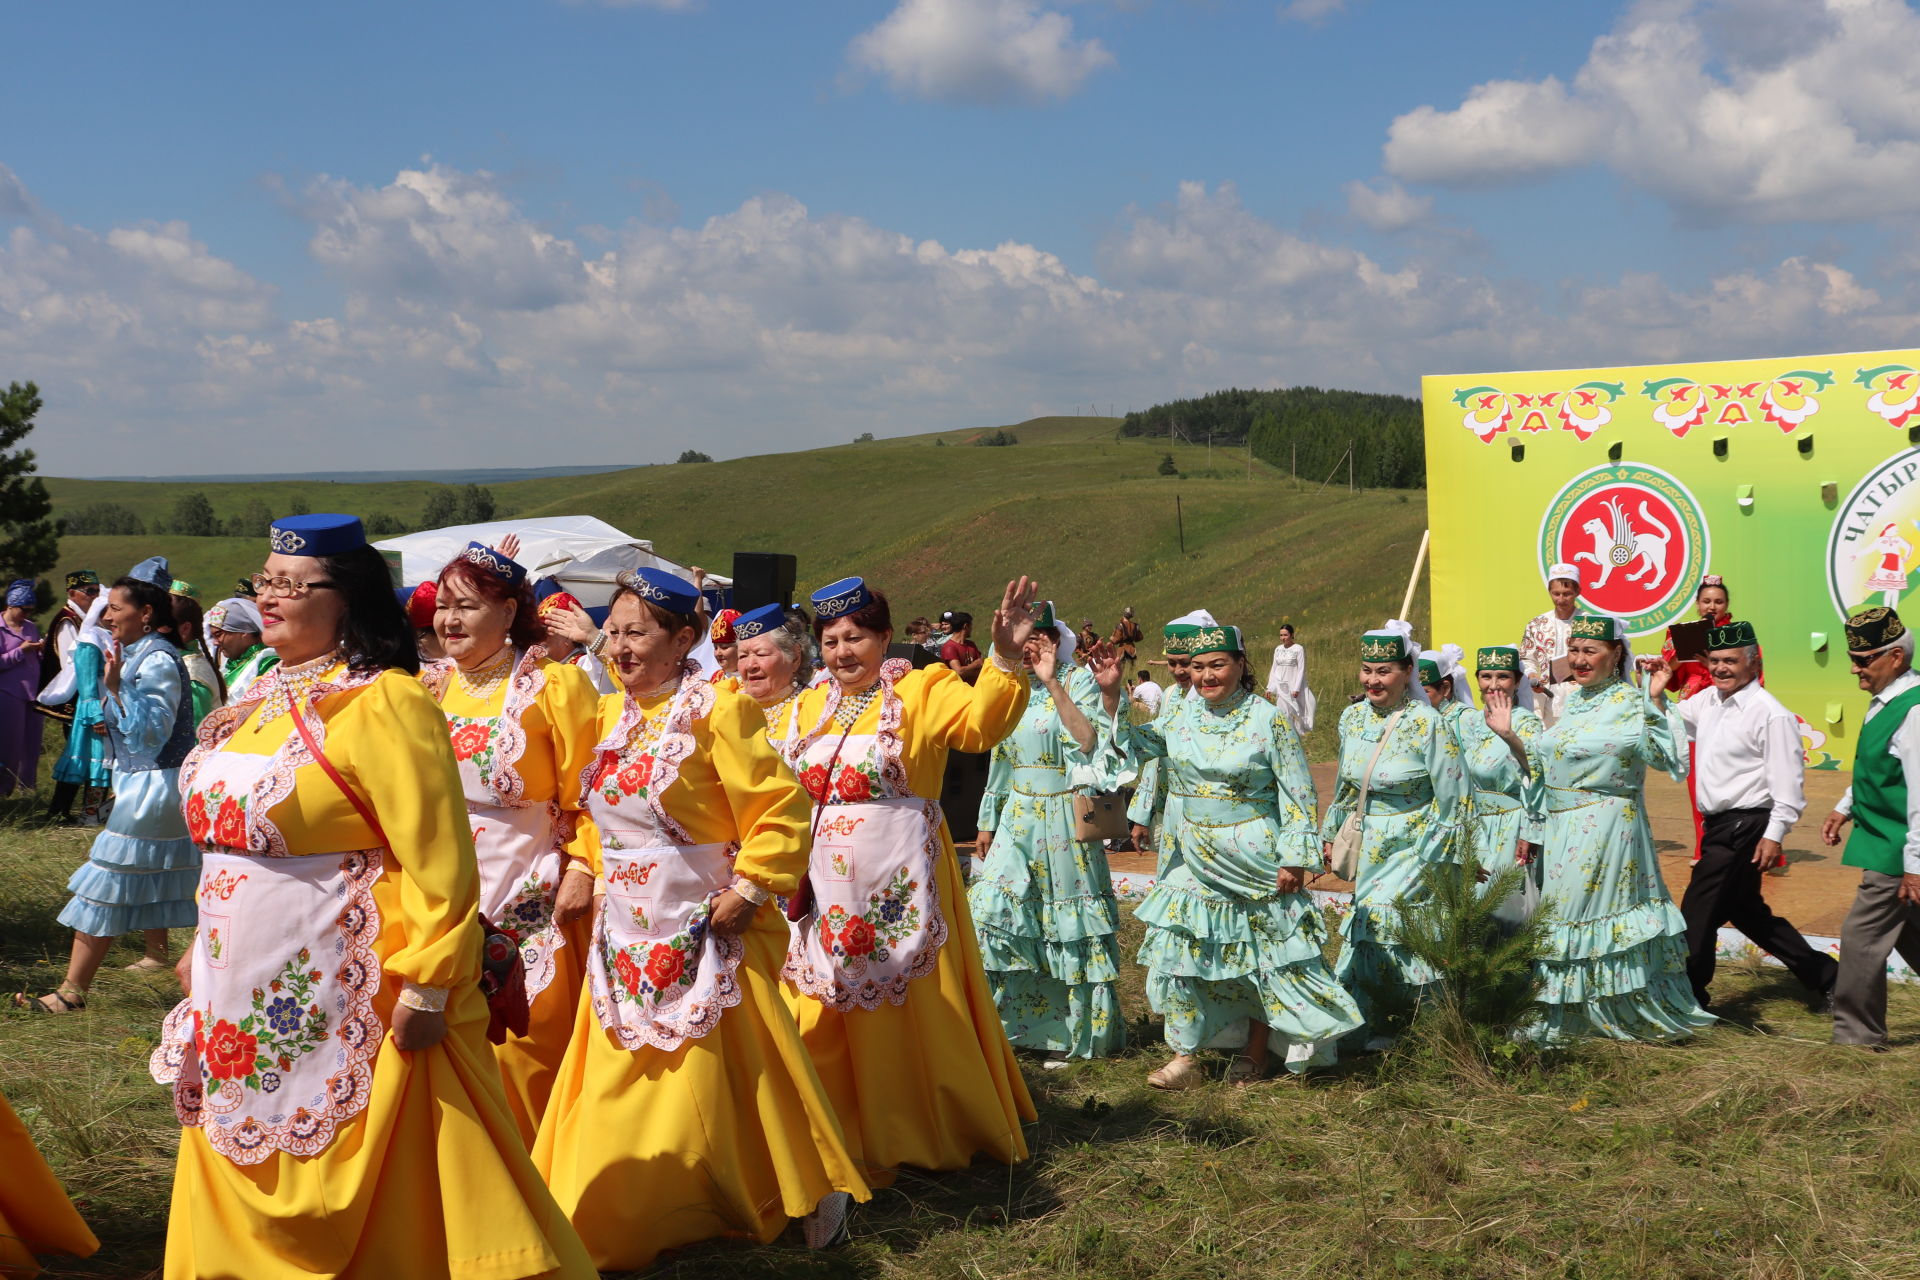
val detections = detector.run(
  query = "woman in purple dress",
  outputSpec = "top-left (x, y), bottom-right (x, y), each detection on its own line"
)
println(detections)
top-left (0, 579), bottom-right (46, 796)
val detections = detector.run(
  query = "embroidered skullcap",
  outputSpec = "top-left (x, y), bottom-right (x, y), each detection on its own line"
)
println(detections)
top-left (1034, 600), bottom-right (1057, 630)
top-left (1416, 656), bottom-right (1441, 685)
top-left (127, 556), bottom-right (173, 590)
top-left (1360, 617), bottom-right (1419, 663)
top-left (733, 602), bottom-right (787, 642)
top-left (269, 513), bottom-right (365, 558)
top-left (621, 567), bottom-right (702, 614)
top-left (1700, 574), bottom-right (1725, 589)
top-left (170, 580), bottom-right (199, 599)
top-left (1846, 607), bottom-right (1907, 656)
top-left (1420, 643), bottom-right (1474, 705)
top-left (407, 579), bottom-right (438, 630)
top-left (811, 576), bottom-right (873, 621)
top-left (454, 541), bottom-right (526, 588)
top-left (1569, 614), bottom-right (1621, 642)
top-left (1476, 645), bottom-right (1519, 673)
top-left (65, 569), bottom-right (98, 590)
top-left (536, 590), bottom-right (582, 623)
top-left (1705, 619), bottom-right (1757, 651)
top-left (1188, 624), bottom-right (1245, 657)
top-left (207, 596), bottom-right (263, 636)
top-left (5, 580), bottom-right (33, 609)
top-left (710, 607), bottom-right (741, 644)
top-left (234, 577), bottom-right (257, 599)
top-left (1546, 562), bottom-right (1581, 587)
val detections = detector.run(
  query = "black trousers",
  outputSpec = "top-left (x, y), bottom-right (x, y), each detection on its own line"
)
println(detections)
top-left (1682, 807), bottom-right (1838, 1005)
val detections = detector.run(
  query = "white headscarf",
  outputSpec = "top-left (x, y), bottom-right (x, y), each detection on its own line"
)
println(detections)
top-left (1428, 642), bottom-right (1475, 707)
top-left (1377, 617), bottom-right (1423, 664)
top-left (206, 596), bottom-right (263, 636)
top-left (1047, 601), bottom-right (1077, 667)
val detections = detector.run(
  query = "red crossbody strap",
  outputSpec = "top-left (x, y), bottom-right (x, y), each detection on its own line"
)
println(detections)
top-left (291, 698), bottom-right (389, 849)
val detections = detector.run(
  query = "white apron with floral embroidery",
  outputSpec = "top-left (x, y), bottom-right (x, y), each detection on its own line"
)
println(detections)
top-left (579, 667), bottom-right (746, 1052)
top-left (783, 730), bottom-right (947, 1013)
top-left (149, 746), bottom-right (384, 1166)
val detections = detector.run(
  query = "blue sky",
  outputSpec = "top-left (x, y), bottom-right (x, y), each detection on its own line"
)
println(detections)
top-left (4, 0), bottom-right (1917, 474)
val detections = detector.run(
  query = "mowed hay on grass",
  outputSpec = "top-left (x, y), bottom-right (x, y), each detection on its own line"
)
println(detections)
top-left (8, 776), bottom-right (1920, 1280)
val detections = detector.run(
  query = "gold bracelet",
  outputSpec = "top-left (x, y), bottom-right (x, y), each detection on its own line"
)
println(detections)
top-left (730, 877), bottom-right (770, 906)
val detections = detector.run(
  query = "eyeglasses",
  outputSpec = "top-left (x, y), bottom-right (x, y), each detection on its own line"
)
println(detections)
top-left (249, 572), bottom-right (337, 599)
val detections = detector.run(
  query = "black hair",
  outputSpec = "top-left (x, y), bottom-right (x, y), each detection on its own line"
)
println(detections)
top-left (322, 545), bottom-right (419, 676)
top-left (169, 595), bottom-right (227, 703)
top-left (948, 610), bottom-right (973, 632)
top-left (1696, 580), bottom-right (1729, 601)
top-left (111, 577), bottom-right (175, 635)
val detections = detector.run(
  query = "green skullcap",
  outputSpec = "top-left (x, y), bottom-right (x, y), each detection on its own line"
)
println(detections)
top-left (1360, 630), bottom-right (1408, 662)
top-left (1188, 624), bottom-right (1244, 657)
top-left (1476, 646), bottom-right (1519, 673)
top-left (1705, 620), bottom-right (1757, 651)
top-left (1569, 615), bottom-right (1621, 642)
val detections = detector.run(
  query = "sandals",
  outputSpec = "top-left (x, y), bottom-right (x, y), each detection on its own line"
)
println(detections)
top-left (125, 957), bottom-right (170, 973)
top-left (1224, 1055), bottom-right (1267, 1087)
top-left (14, 987), bottom-right (85, 1013)
top-left (1147, 1056), bottom-right (1205, 1091)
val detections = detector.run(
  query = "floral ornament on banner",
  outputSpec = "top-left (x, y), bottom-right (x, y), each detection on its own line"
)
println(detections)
top-left (1640, 369), bottom-right (1834, 437)
top-left (1451, 381), bottom-right (1627, 444)
top-left (1855, 363), bottom-right (1920, 430)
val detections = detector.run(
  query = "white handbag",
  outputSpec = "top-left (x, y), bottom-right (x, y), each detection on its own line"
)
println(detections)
top-left (1326, 707), bottom-right (1404, 881)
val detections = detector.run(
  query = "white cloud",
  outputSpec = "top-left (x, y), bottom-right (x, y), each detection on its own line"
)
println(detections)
top-left (1382, 0), bottom-right (1920, 223)
top-left (849, 0), bottom-right (1114, 105)
top-left (1, 160), bottom-right (1915, 473)
top-left (1278, 0), bottom-right (1349, 22)
top-left (1344, 178), bottom-right (1433, 231)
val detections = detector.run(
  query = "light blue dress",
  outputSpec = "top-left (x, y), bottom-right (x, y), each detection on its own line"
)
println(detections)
top-left (1525, 677), bottom-right (1714, 1044)
top-left (1440, 701), bottom-right (1545, 890)
top-left (56, 634), bottom-right (200, 935)
top-left (1126, 687), bottom-right (1187, 876)
top-left (1321, 696), bottom-right (1469, 1025)
top-left (1116, 690), bottom-right (1364, 1067)
top-left (970, 668), bottom-right (1125, 1058)
top-left (53, 641), bottom-right (113, 788)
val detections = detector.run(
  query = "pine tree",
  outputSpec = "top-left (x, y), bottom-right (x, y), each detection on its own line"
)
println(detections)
top-left (456, 484), bottom-right (495, 523)
top-left (169, 491), bottom-right (219, 537)
top-left (0, 382), bottom-right (62, 584)
top-left (420, 489), bottom-right (459, 529)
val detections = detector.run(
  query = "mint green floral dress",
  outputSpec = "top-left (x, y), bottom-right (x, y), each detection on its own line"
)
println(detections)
top-left (1321, 697), bottom-right (1468, 1024)
top-left (1441, 702), bottom-right (1545, 887)
top-left (1126, 689), bottom-right (1186, 876)
top-left (971, 668), bottom-right (1125, 1059)
top-left (1115, 691), bottom-right (1364, 1068)
top-left (1525, 677), bottom-right (1714, 1044)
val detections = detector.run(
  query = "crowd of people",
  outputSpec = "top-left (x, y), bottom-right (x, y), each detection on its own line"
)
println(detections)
top-left (5, 517), bottom-right (1919, 1278)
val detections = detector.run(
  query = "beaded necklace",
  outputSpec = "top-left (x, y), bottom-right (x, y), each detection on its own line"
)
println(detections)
top-left (255, 649), bottom-right (345, 726)
top-left (452, 644), bottom-right (515, 702)
top-left (833, 682), bottom-right (882, 730)
top-left (763, 687), bottom-right (801, 727)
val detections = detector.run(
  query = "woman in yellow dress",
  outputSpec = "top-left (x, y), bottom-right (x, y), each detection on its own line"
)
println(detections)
top-left (730, 602), bottom-right (814, 754)
top-left (423, 541), bottom-right (600, 1144)
top-left (533, 568), bottom-right (869, 1269)
top-left (784, 575), bottom-right (1039, 1181)
top-left (0, 1087), bottom-right (99, 1277)
top-left (152, 514), bottom-right (592, 1280)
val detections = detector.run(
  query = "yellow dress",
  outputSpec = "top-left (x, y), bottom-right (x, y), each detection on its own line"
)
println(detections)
top-left (428, 650), bottom-right (599, 1145)
top-left (157, 662), bottom-right (594, 1280)
top-left (0, 1087), bottom-right (99, 1278)
top-left (532, 676), bottom-right (870, 1271)
top-left (785, 660), bottom-right (1036, 1181)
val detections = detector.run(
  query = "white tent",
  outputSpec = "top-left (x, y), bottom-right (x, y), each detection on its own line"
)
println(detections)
top-left (372, 516), bottom-right (728, 608)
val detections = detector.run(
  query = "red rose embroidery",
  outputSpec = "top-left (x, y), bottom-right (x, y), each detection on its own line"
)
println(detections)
top-left (200, 1018), bottom-right (258, 1082)
top-left (212, 798), bottom-right (247, 850)
top-left (185, 792), bottom-right (211, 843)
top-left (614, 949), bottom-right (644, 995)
top-left (616, 756), bottom-right (654, 796)
top-left (836, 766), bottom-right (871, 802)
top-left (450, 723), bottom-right (491, 761)
top-left (644, 942), bottom-right (685, 990)
top-left (799, 764), bottom-right (829, 801)
top-left (841, 915), bottom-right (876, 958)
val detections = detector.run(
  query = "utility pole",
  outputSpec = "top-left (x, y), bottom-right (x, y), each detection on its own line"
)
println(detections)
top-left (1176, 494), bottom-right (1185, 554)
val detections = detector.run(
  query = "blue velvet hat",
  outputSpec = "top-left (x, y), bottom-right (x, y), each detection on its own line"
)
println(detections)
top-left (458, 541), bottom-right (527, 588)
top-left (533, 576), bottom-right (564, 603)
top-left (270, 513), bottom-right (366, 558)
top-left (811, 576), bottom-right (873, 621)
top-left (733, 602), bottom-right (788, 641)
top-left (395, 585), bottom-right (417, 611)
top-left (128, 556), bottom-right (174, 589)
top-left (618, 567), bottom-right (701, 614)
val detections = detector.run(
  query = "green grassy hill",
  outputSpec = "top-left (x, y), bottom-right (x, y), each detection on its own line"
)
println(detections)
top-left (43, 416), bottom-right (1430, 757)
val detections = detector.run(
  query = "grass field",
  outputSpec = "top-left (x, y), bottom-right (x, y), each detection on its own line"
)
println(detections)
top-left (44, 418), bottom-right (1427, 760)
top-left (6, 722), bottom-right (1920, 1279)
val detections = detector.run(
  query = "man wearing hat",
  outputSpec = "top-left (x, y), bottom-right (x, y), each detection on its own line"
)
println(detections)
top-left (40, 570), bottom-right (100, 713)
top-left (1665, 620), bottom-right (1837, 1010)
top-left (1821, 607), bottom-right (1920, 1046)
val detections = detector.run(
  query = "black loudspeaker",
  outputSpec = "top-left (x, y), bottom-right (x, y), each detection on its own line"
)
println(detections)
top-left (732, 552), bottom-right (797, 612)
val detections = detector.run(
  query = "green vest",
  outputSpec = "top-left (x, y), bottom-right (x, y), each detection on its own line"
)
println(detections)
top-left (1843, 682), bottom-right (1920, 876)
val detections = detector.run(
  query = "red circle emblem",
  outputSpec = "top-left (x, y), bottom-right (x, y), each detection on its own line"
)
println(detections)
top-left (1554, 483), bottom-right (1689, 617)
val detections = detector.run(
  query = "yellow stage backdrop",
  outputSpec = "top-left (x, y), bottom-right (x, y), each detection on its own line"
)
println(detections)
top-left (1423, 348), bottom-right (1920, 771)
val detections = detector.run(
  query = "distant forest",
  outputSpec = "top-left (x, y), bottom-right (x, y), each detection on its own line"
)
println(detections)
top-left (1120, 386), bottom-right (1425, 489)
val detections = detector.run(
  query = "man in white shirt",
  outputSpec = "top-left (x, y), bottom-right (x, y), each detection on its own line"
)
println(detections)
top-left (1820, 606), bottom-right (1920, 1047)
top-left (1130, 673), bottom-right (1162, 716)
top-left (1667, 621), bottom-right (1837, 1010)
